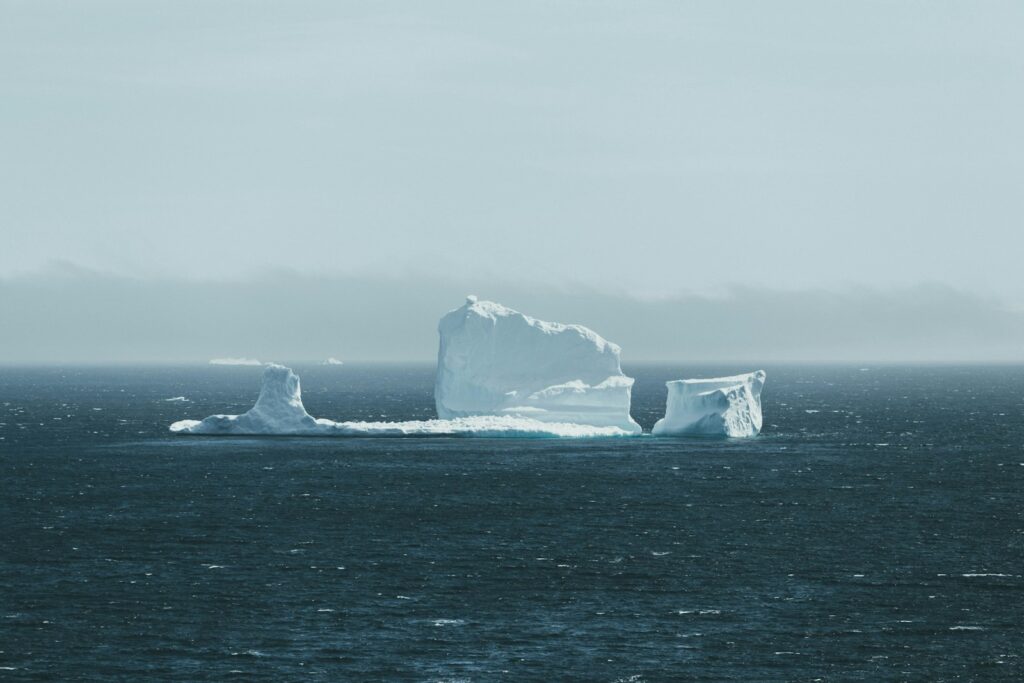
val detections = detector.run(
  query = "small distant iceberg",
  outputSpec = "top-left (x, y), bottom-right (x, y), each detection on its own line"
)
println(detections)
top-left (323, 357), bottom-right (344, 366)
top-left (163, 396), bottom-right (189, 402)
top-left (171, 364), bottom-right (632, 438)
top-left (209, 357), bottom-right (263, 366)
top-left (652, 371), bottom-right (766, 438)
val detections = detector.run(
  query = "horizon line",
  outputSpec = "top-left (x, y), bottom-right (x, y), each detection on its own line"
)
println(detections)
top-left (3, 359), bottom-right (1024, 367)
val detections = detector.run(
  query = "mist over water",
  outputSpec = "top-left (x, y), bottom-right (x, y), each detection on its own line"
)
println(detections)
top-left (2, 364), bottom-right (1023, 680)
top-left (3, 273), bottom-right (1023, 363)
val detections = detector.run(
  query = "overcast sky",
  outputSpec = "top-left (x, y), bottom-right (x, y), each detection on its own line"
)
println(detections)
top-left (2, 1), bottom-right (1023, 361)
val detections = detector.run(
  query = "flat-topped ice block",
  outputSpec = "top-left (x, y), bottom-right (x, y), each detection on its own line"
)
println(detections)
top-left (652, 371), bottom-right (766, 437)
top-left (435, 297), bottom-right (641, 434)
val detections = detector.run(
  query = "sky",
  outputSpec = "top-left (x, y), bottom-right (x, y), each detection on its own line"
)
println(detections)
top-left (2, 1), bottom-right (1023, 362)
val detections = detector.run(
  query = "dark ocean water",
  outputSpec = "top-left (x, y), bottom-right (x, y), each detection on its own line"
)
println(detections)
top-left (1, 364), bottom-right (1023, 682)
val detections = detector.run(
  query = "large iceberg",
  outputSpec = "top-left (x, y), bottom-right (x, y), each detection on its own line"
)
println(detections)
top-left (171, 363), bottom-right (633, 438)
top-left (651, 371), bottom-right (766, 438)
top-left (434, 297), bottom-right (641, 434)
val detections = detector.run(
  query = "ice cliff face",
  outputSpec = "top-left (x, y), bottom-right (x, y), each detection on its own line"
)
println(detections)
top-left (435, 297), bottom-right (641, 434)
top-left (651, 371), bottom-right (766, 438)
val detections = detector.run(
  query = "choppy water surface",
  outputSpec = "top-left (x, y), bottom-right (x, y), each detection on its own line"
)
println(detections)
top-left (1, 364), bottom-right (1023, 681)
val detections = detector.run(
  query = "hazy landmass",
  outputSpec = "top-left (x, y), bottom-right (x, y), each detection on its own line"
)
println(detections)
top-left (2, 265), bottom-right (1021, 363)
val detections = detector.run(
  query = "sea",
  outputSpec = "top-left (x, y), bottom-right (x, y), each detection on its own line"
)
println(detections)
top-left (1, 364), bottom-right (1022, 681)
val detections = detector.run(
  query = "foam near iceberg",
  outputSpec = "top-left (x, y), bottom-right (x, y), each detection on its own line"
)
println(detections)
top-left (435, 296), bottom-right (642, 434)
top-left (170, 363), bottom-right (634, 438)
top-left (651, 371), bottom-right (766, 438)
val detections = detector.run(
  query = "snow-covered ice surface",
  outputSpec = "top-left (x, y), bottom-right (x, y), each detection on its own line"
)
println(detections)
top-left (434, 297), bottom-right (641, 434)
top-left (170, 364), bottom-right (633, 438)
top-left (651, 371), bottom-right (766, 438)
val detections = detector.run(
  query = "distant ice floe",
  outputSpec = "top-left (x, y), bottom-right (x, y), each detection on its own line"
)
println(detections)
top-left (170, 364), bottom-right (632, 438)
top-left (209, 357), bottom-right (263, 366)
top-left (163, 396), bottom-right (189, 402)
top-left (652, 371), bottom-right (766, 438)
top-left (323, 357), bottom-right (344, 366)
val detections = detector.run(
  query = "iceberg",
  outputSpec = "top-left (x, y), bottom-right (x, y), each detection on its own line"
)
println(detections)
top-left (171, 363), bottom-right (633, 438)
top-left (173, 364), bottom-right (317, 434)
top-left (651, 371), bottom-right (766, 438)
top-left (209, 357), bottom-right (262, 366)
top-left (434, 297), bottom-right (641, 434)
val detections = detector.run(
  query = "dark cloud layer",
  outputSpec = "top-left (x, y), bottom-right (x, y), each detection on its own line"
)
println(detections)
top-left (2, 266), bottom-right (1022, 363)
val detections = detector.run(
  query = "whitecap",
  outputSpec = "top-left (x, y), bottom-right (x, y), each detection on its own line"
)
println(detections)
top-left (677, 609), bottom-right (721, 615)
top-left (962, 573), bottom-right (1013, 578)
